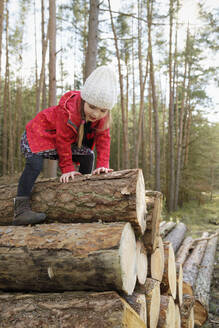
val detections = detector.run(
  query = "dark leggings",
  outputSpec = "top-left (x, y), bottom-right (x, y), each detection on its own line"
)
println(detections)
top-left (17, 153), bottom-right (94, 197)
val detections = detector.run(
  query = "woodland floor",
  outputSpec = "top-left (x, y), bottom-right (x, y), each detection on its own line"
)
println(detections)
top-left (0, 174), bottom-right (219, 327)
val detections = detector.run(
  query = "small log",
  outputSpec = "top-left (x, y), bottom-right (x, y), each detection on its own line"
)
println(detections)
top-left (175, 236), bottom-right (194, 266)
top-left (175, 304), bottom-right (181, 328)
top-left (145, 278), bottom-right (160, 328)
top-left (157, 295), bottom-right (175, 328)
top-left (123, 292), bottom-right (147, 325)
top-left (0, 222), bottom-right (137, 295)
top-left (161, 241), bottom-right (177, 299)
top-left (183, 232), bottom-right (208, 296)
top-left (136, 240), bottom-right (148, 285)
top-left (164, 222), bottom-right (187, 253)
top-left (160, 221), bottom-right (176, 238)
top-left (180, 294), bottom-right (195, 328)
top-left (175, 263), bottom-right (183, 306)
top-left (160, 220), bottom-right (166, 228)
top-left (0, 169), bottom-right (147, 234)
top-left (144, 191), bottom-right (162, 252)
top-left (194, 234), bottom-right (218, 327)
top-left (148, 237), bottom-right (164, 282)
top-left (0, 291), bottom-right (147, 328)
top-left (135, 278), bottom-right (160, 328)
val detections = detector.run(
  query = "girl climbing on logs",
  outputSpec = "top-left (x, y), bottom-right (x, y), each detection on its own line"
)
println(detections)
top-left (14, 66), bottom-right (117, 226)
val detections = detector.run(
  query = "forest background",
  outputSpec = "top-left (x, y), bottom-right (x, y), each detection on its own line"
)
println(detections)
top-left (0, 0), bottom-right (218, 212)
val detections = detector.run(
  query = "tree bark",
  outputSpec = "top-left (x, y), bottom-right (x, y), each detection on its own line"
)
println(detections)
top-left (160, 221), bottom-right (176, 238)
top-left (157, 295), bottom-right (175, 328)
top-left (0, 291), bottom-right (146, 328)
top-left (144, 191), bottom-right (162, 252)
top-left (0, 222), bottom-right (137, 295)
top-left (84, 0), bottom-right (99, 79)
top-left (183, 232), bottom-right (208, 296)
top-left (160, 241), bottom-right (176, 299)
top-left (148, 236), bottom-right (164, 282)
top-left (0, 169), bottom-right (147, 235)
top-left (175, 236), bottom-right (194, 266)
top-left (180, 294), bottom-right (195, 328)
top-left (194, 234), bottom-right (218, 326)
top-left (164, 222), bottom-right (187, 253)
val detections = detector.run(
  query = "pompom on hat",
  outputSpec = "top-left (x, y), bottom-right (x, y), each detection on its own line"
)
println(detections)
top-left (81, 65), bottom-right (117, 110)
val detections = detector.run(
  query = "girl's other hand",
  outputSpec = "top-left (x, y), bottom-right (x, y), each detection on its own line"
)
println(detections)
top-left (92, 167), bottom-right (114, 175)
top-left (60, 171), bottom-right (81, 183)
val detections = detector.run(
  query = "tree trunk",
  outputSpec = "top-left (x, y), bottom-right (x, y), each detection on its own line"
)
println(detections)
top-left (175, 236), bottom-right (194, 266)
top-left (108, 0), bottom-right (129, 169)
top-left (0, 222), bottom-right (136, 295)
top-left (0, 0), bottom-right (4, 95)
top-left (147, 0), bottom-right (160, 191)
top-left (123, 292), bottom-right (147, 325)
top-left (160, 242), bottom-right (176, 299)
top-left (194, 235), bottom-right (218, 326)
top-left (164, 222), bottom-right (187, 253)
top-left (144, 191), bottom-right (162, 252)
top-left (180, 294), bottom-right (195, 328)
top-left (0, 169), bottom-right (147, 235)
top-left (157, 295), bottom-right (175, 328)
top-left (0, 291), bottom-right (146, 328)
top-left (44, 0), bottom-right (57, 178)
top-left (183, 232), bottom-right (208, 295)
top-left (84, 0), bottom-right (99, 80)
top-left (160, 221), bottom-right (176, 238)
top-left (148, 236), bottom-right (164, 282)
top-left (136, 240), bottom-right (148, 285)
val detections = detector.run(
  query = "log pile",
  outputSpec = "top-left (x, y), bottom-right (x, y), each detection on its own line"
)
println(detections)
top-left (0, 168), bottom-right (218, 327)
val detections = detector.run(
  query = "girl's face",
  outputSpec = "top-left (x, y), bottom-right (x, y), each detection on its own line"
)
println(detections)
top-left (84, 102), bottom-right (108, 122)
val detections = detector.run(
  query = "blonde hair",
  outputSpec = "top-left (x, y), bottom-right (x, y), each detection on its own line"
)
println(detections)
top-left (77, 100), bottom-right (111, 148)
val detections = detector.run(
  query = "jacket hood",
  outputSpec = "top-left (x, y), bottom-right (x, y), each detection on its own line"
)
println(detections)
top-left (58, 90), bottom-right (81, 112)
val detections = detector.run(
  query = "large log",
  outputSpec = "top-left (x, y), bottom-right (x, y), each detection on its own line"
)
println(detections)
top-left (175, 304), bottom-right (181, 328)
top-left (0, 291), bottom-right (147, 328)
top-left (160, 241), bottom-right (176, 299)
top-left (160, 221), bottom-right (176, 238)
top-left (175, 236), bottom-right (194, 266)
top-left (0, 222), bottom-right (137, 295)
top-left (183, 232), bottom-right (208, 296)
top-left (148, 236), bottom-right (164, 282)
top-left (143, 191), bottom-right (162, 253)
top-left (164, 222), bottom-right (187, 253)
top-left (0, 169), bottom-right (147, 234)
top-left (157, 295), bottom-right (175, 328)
top-left (194, 234), bottom-right (218, 327)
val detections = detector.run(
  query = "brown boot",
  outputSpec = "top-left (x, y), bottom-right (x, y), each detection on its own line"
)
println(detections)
top-left (13, 196), bottom-right (46, 225)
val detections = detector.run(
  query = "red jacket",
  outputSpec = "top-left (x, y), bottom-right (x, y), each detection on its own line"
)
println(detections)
top-left (26, 91), bottom-right (110, 173)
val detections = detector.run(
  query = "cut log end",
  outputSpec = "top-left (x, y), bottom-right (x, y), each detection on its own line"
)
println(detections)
top-left (158, 295), bottom-right (175, 328)
top-left (136, 241), bottom-right (147, 285)
top-left (175, 305), bottom-right (181, 328)
top-left (120, 223), bottom-right (137, 295)
top-left (194, 300), bottom-right (208, 327)
top-left (136, 170), bottom-right (147, 234)
top-left (168, 243), bottom-right (177, 299)
top-left (148, 282), bottom-right (160, 328)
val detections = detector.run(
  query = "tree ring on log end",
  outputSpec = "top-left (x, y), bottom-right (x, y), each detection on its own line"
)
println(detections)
top-left (136, 170), bottom-right (147, 234)
top-left (119, 223), bottom-right (137, 295)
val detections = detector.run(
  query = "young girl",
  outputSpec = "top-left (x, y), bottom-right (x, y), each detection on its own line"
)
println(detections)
top-left (14, 65), bottom-right (117, 226)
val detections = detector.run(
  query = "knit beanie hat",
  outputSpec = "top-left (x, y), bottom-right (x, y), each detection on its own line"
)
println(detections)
top-left (81, 65), bottom-right (117, 110)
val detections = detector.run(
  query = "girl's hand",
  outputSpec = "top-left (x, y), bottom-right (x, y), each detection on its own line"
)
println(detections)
top-left (92, 167), bottom-right (114, 175)
top-left (60, 171), bottom-right (81, 183)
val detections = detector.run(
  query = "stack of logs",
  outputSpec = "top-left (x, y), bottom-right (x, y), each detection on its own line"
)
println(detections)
top-left (0, 169), bottom-right (218, 327)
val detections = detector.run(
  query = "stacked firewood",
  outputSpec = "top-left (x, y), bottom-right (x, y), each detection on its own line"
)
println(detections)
top-left (0, 169), bottom-right (218, 327)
